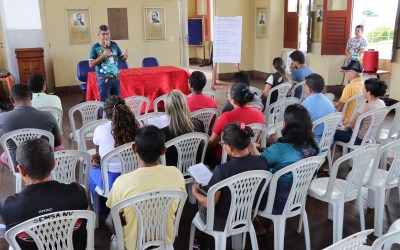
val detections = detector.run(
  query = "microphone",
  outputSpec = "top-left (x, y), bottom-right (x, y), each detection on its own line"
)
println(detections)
top-left (105, 40), bottom-right (110, 49)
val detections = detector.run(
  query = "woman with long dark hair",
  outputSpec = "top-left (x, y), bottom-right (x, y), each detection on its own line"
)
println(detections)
top-left (261, 57), bottom-right (290, 105)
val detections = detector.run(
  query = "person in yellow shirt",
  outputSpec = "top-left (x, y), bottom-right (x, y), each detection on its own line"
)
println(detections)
top-left (106, 125), bottom-right (186, 250)
top-left (335, 61), bottom-right (364, 123)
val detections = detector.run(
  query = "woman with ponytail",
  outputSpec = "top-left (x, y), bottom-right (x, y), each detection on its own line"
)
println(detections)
top-left (192, 122), bottom-right (268, 231)
top-left (261, 57), bottom-right (290, 105)
top-left (89, 95), bottom-right (140, 211)
top-left (334, 78), bottom-right (387, 144)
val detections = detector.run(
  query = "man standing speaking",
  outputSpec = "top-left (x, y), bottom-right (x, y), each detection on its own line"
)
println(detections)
top-left (89, 25), bottom-right (128, 101)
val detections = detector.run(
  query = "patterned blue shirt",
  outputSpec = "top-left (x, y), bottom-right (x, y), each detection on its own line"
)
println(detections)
top-left (89, 41), bottom-right (122, 77)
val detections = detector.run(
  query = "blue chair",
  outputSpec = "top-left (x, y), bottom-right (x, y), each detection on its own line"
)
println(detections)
top-left (117, 59), bottom-right (128, 69)
top-left (77, 60), bottom-right (96, 102)
top-left (142, 57), bottom-right (159, 67)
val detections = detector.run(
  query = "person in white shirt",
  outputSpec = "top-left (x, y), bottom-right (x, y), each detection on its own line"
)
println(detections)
top-left (28, 74), bottom-right (62, 111)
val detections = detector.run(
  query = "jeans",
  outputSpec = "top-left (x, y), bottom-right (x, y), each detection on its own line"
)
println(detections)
top-left (334, 129), bottom-right (362, 145)
top-left (97, 76), bottom-right (120, 102)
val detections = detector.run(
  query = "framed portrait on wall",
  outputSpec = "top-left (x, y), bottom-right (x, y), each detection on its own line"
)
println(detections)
top-left (65, 8), bottom-right (92, 45)
top-left (144, 7), bottom-right (166, 41)
top-left (256, 7), bottom-right (268, 39)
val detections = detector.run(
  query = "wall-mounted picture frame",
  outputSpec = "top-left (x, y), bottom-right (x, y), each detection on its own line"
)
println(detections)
top-left (256, 7), bottom-right (268, 39)
top-left (144, 7), bottom-right (166, 41)
top-left (65, 8), bottom-right (92, 45)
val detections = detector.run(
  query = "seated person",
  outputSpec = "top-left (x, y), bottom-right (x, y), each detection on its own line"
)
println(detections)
top-left (0, 138), bottom-right (88, 249)
top-left (302, 73), bottom-right (337, 143)
top-left (28, 73), bottom-right (62, 110)
top-left (89, 95), bottom-right (140, 212)
top-left (249, 104), bottom-right (319, 215)
top-left (192, 123), bottom-right (268, 231)
top-left (335, 61), bottom-right (364, 123)
top-left (261, 57), bottom-right (289, 107)
top-left (222, 71), bottom-right (262, 113)
top-left (106, 125), bottom-right (186, 250)
top-left (289, 50), bottom-right (315, 98)
top-left (162, 90), bottom-right (205, 166)
top-left (186, 71), bottom-right (217, 112)
top-left (0, 84), bottom-right (63, 170)
top-left (334, 78), bottom-right (386, 145)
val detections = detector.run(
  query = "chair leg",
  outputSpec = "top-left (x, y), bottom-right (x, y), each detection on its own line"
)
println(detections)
top-left (94, 193), bottom-right (100, 228)
top-left (249, 225), bottom-right (259, 250)
top-left (273, 217), bottom-right (286, 250)
top-left (68, 138), bottom-right (73, 150)
top-left (231, 234), bottom-right (243, 250)
top-left (302, 211), bottom-right (311, 250)
top-left (188, 223), bottom-right (196, 250)
top-left (332, 201), bottom-right (344, 243)
top-left (327, 149), bottom-right (333, 173)
top-left (380, 150), bottom-right (388, 170)
top-left (367, 189), bottom-right (375, 208)
top-left (357, 194), bottom-right (365, 231)
top-left (328, 203), bottom-right (333, 220)
top-left (373, 188), bottom-right (385, 237)
top-left (297, 214), bottom-right (302, 233)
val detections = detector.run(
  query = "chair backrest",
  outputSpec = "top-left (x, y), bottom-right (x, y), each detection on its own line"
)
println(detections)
top-left (69, 101), bottom-right (104, 141)
top-left (371, 230), bottom-right (400, 250)
top-left (350, 107), bottom-right (389, 146)
top-left (52, 150), bottom-right (91, 191)
top-left (385, 102), bottom-right (400, 141)
top-left (110, 190), bottom-right (187, 250)
top-left (77, 119), bottom-right (108, 151)
top-left (265, 82), bottom-right (293, 108)
top-left (265, 97), bottom-right (300, 126)
top-left (367, 139), bottom-right (400, 188)
top-left (248, 102), bottom-right (264, 111)
top-left (136, 112), bottom-right (166, 127)
top-left (342, 93), bottom-right (365, 122)
top-left (153, 94), bottom-right (167, 112)
top-left (322, 229), bottom-right (373, 250)
top-left (77, 60), bottom-right (95, 83)
top-left (261, 121), bottom-right (284, 147)
top-left (117, 59), bottom-right (128, 69)
top-left (36, 106), bottom-right (63, 134)
top-left (190, 108), bottom-right (220, 135)
top-left (204, 171), bottom-right (272, 235)
top-left (100, 142), bottom-right (138, 196)
top-left (161, 132), bottom-right (209, 178)
top-left (0, 128), bottom-right (55, 173)
top-left (5, 210), bottom-right (95, 250)
top-left (383, 219), bottom-right (400, 250)
top-left (249, 86), bottom-right (262, 97)
top-left (261, 156), bottom-right (325, 217)
top-left (247, 123), bottom-right (266, 144)
top-left (142, 57), bottom-right (159, 67)
top-left (124, 96), bottom-right (150, 116)
top-left (323, 93), bottom-right (336, 102)
top-left (324, 144), bottom-right (380, 200)
top-left (187, 90), bottom-right (216, 100)
top-left (290, 81), bottom-right (306, 101)
top-left (312, 113), bottom-right (343, 154)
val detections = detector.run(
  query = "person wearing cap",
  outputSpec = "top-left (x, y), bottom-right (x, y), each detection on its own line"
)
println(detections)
top-left (89, 25), bottom-right (128, 102)
top-left (335, 61), bottom-right (364, 123)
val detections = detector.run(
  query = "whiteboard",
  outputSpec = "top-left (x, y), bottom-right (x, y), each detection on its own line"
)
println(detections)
top-left (213, 16), bottom-right (242, 63)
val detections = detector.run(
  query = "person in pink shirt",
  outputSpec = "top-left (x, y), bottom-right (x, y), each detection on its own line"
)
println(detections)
top-left (186, 71), bottom-right (217, 112)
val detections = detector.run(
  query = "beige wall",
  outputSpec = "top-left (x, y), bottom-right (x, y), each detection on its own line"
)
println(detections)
top-left (42, 0), bottom-right (181, 88)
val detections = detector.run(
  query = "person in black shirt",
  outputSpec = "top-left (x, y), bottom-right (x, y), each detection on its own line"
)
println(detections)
top-left (0, 138), bottom-right (88, 249)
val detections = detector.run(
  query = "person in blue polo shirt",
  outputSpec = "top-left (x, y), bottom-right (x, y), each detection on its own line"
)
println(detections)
top-left (89, 25), bottom-right (128, 101)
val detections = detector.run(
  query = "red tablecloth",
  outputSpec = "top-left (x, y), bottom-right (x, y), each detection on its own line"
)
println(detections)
top-left (86, 66), bottom-right (190, 111)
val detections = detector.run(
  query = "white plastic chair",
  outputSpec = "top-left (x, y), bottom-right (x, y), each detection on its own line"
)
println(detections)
top-left (323, 93), bottom-right (336, 102)
top-left (309, 144), bottom-right (380, 243)
top-left (258, 156), bottom-right (326, 250)
top-left (36, 106), bottom-right (63, 134)
top-left (261, 121), bottom-right (284, 147)
top-left (341, 93), bottom-right (365, 122)
top-left (0, 128), bottom-right (54, 193)
top-left (153, 94), bottom-right (168, 112)
top-left (265, 97), bottom-right (300, 127)
top-left (94, 141), bottom-right (138, 227)
top-left (366, 230), bottom-right (400, 250)
top-left (110, 190), bottom-right (187, 250)
top-left (52, 150), bottom-right (91, 194)
top-left (312, 113), bottom-right (343, 172)
top-left (249, 86), bottom-right (262, 97)
top-left (124, 96), bottom-right (150, 116)
top-left (190, 108), bottom-right (220, 135)
top-left (161, 132), bottom-right (208, 204)
top-left (362, 139), bottom-right (400, 236)
top-left (68, 101), bottom-right (103, 149)
top-left (265, 82), bottom-right (293, 108)
top-left (248, 102), bottom-right (264, 111)
top-left (382, 219), bottom-right (400, 250)
top-left (322, 229), bottom-right (373, 250)
top-left (332, 107), bottom-right (389, 158)
top-left (189, 170), bottom-right (273, 250)
top-left (77, 119), bottom-right (108, 152)
top-left (290, 81), bottom-right (307, 101)
top-left (5, 210), bottom-right (95, 250)
top-left (187, 90), bottom-right (216, 100)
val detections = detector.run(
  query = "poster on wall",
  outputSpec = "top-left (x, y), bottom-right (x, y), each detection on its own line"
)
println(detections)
top-left (312, 4), bottom-right (323, 42)
top-left (144, 7), bottom-right (166, 41)
top-left (213, 16), bottom-right (242, 63)
top-left (256, 7), bottom-right (268, 39)
top-left (65, 8), bottom-right (93, 45)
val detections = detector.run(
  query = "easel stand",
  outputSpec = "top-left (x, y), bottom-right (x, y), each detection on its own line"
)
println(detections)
top-left (211, 63), bottom-right (240, 90)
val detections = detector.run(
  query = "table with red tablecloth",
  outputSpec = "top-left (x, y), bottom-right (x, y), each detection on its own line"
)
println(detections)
top-left (86, 66), bottom-right (190, 111)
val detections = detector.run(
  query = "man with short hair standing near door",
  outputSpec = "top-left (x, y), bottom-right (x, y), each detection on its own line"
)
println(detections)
top-left (89, 25), bottom-right (128, 101)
